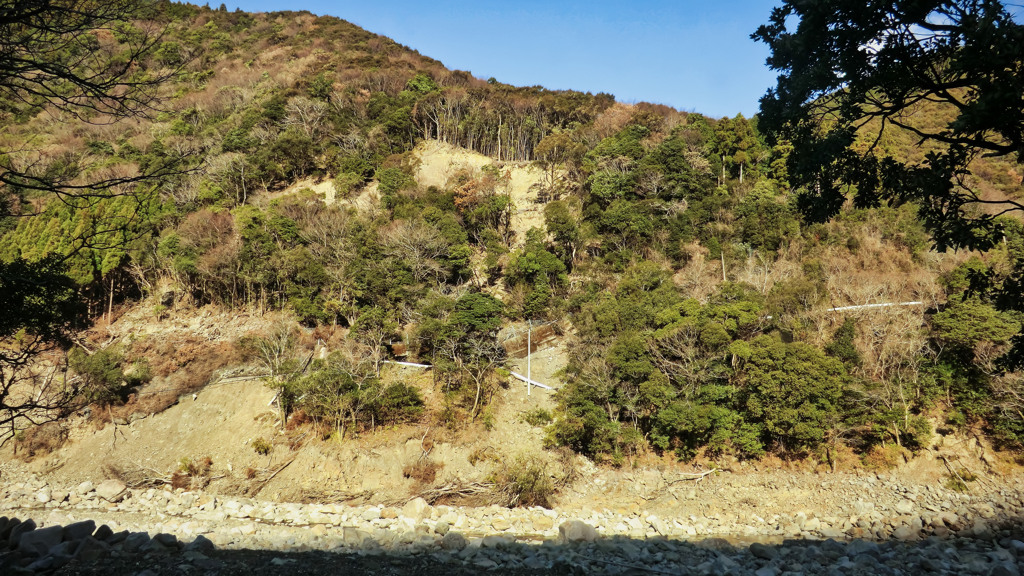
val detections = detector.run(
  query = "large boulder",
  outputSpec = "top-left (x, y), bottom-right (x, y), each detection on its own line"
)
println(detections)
top-left (18, 525), bottom-right (63, 556)
top-left (95, 479), bottom-right (128, 503)
top-left (62, 520), bottom-right (97, 542)
top-left (8, 518), bottom-right (36, 548)
top-left (402, 497), bottom-right (431, 521)
top-left (440, 531), bottom-right (467, 550)
top-left (559, 520), bottom-right (598, 543)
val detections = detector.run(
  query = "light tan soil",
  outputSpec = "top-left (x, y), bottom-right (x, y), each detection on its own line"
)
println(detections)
top-left (413, 140), bottom-right (550, 247)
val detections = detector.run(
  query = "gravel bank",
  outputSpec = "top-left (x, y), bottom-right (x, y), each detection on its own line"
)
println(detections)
top-left (4, 464), bottom-right (1024, 575)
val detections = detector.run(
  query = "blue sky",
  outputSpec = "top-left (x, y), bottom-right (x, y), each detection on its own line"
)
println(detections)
top-left (225, 1), bottom-right (781, 118)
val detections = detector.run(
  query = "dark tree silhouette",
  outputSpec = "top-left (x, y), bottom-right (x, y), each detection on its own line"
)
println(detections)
top-left (0, 257), bottom-right (87, 441)
top-left (753, 0), bottom-right (1024, 251)
top-left (0, 1), bottom-right (183, 441)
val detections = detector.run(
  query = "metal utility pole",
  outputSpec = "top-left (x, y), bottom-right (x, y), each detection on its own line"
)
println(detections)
top-left (527, 319), bottom-right (532, 396)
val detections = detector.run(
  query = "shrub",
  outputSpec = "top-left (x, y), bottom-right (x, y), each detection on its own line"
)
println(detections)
top-left (825, 317), bottom-right (861, 366)
top-left (944, 467), bottom-right (978, 492)
top-left (481, 407), bottom-right (495, 431)
top-left (373, 383), bottom-right (425, 425)
top-left (178, 455), bottom-right (213, 476)
top-left (861, 444), bottom-right (907, 469)
top-left (488, 455), bottom-right (554, 508)
top-left (742, 335), bottom-right (848, 454)
top-left (252, 437), bottom-right (273, 456)
top-left (545, 389), bottom-right (621, 458)
top-left (523, 408), bottom-right (552, 427)
top-left (13, 422), bottom-right (68, 460)
top-left (69, 346), bottom-right (151, 406)
top-left (173, 456), bottom-right (213, 490)
top-left (402, 458), bottom-right (443, 486)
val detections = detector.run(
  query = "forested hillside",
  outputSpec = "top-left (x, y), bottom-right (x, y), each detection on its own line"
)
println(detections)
top-left (2, 1), bottom-right (1022, 466)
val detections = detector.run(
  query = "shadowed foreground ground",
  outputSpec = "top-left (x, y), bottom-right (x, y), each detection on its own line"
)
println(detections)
top-left (1, 516), bottom-right (1018, 576)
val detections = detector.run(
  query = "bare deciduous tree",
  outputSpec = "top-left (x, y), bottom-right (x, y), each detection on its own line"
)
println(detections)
top-left (380, 219), bottom-right (450, 283)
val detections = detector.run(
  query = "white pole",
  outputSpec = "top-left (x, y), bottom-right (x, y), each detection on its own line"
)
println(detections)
top-left (527, 319), bottom-right (532, 397)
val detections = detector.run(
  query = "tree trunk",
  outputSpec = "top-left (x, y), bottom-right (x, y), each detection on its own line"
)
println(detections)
top-left (471, 375), bottom-right (482, 419)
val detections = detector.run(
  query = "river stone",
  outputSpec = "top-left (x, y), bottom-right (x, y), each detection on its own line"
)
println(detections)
top-left (25, 553), bottom-right (72, 572)
top-left (750, 541), bottom-right (777, 560)
top-left (647, 515), bottom-right (669, 535)
top-left (62, 520), bottom-right (97, 542)
top-left (183, 534), bottom-right (215, 553)
top-left (92, 525), bottom-right (114, 542)
top-left (992, 563), bottom-right (1021, 576)
top-left (121, 532), bottom-right (152, 552)
top-left (534, 515), bottom-right (555, 531)
top-left (8, 518), bottom-right (37, 548)
top-left (0, 516), bottom-right (15, 540)
top-left (481, 534), bottom-right (513, 548)
top-left (941, 512), bottom-right (960, 528)
top-left (847, 539), bottom-right (880, 557)
top-left (19, 525), bottom-right (64, 556)
top-left (140, 538), bottom-right (173, 554)
top-left (441, 531), bottom-right (467, 550)
top-left (95, 479), bottom-right (128, 503)
top-left (402, 498), bottom-right (430, 520)
top-left (340, 527), bottom-right (366, 546)
top-left (74, 537), bottom-right (111, 562)
top-left (559, 520), bottom-right (598, 543)
top-left (820, 526), bottom-right (844, 539)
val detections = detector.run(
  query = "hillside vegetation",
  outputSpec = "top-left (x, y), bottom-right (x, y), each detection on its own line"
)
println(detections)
top-left (2, 1), bottom-right (1023, 469)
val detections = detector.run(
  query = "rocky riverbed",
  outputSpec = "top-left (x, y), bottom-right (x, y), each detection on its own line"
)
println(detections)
top-left (4, 462), bottom-right (1024, 575)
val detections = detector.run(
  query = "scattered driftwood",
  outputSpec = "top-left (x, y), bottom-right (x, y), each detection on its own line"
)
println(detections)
top-left (103, 462), bottom-right (170, 488)
top-left (663, 468), bottom-right (719, 485)
top-left (637, 468), bottom-right (720, 501)
top-left (416, 480), bottom-right (495, 505)
top-left (298, 488), bottom-right (385, 505)
top-left (938, 454), bottom-right (994, 490)
top-left (250, 457), bottom-right (295, 495)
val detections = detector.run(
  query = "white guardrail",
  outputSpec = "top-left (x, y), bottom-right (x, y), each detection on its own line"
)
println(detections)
top-left (382, 360), bottom-right (556, 391)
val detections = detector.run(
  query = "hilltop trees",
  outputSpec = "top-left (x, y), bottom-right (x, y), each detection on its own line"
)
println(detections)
top-left (1, 0), bottom-right (184, 209)
top-left (0, 0), bottom-right (166, 122)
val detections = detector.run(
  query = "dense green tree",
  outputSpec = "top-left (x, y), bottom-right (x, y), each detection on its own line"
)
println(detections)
top-left (932, 296), bottom-right (1021, 354)
top-left (505, 228), bottom-right (567, 318)
top-left (534, 132), bottom-right (586, 188)
top-left (741, 335), bottom-right (848, 453)
top-left (755, 0), bottom-right (1024, 389)
top-left (825, 317), bottom-right (862, 367)
top-left (712, 114), bottom-right (765, 182)
top-left (543, 200), bottom-right (581, 267)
